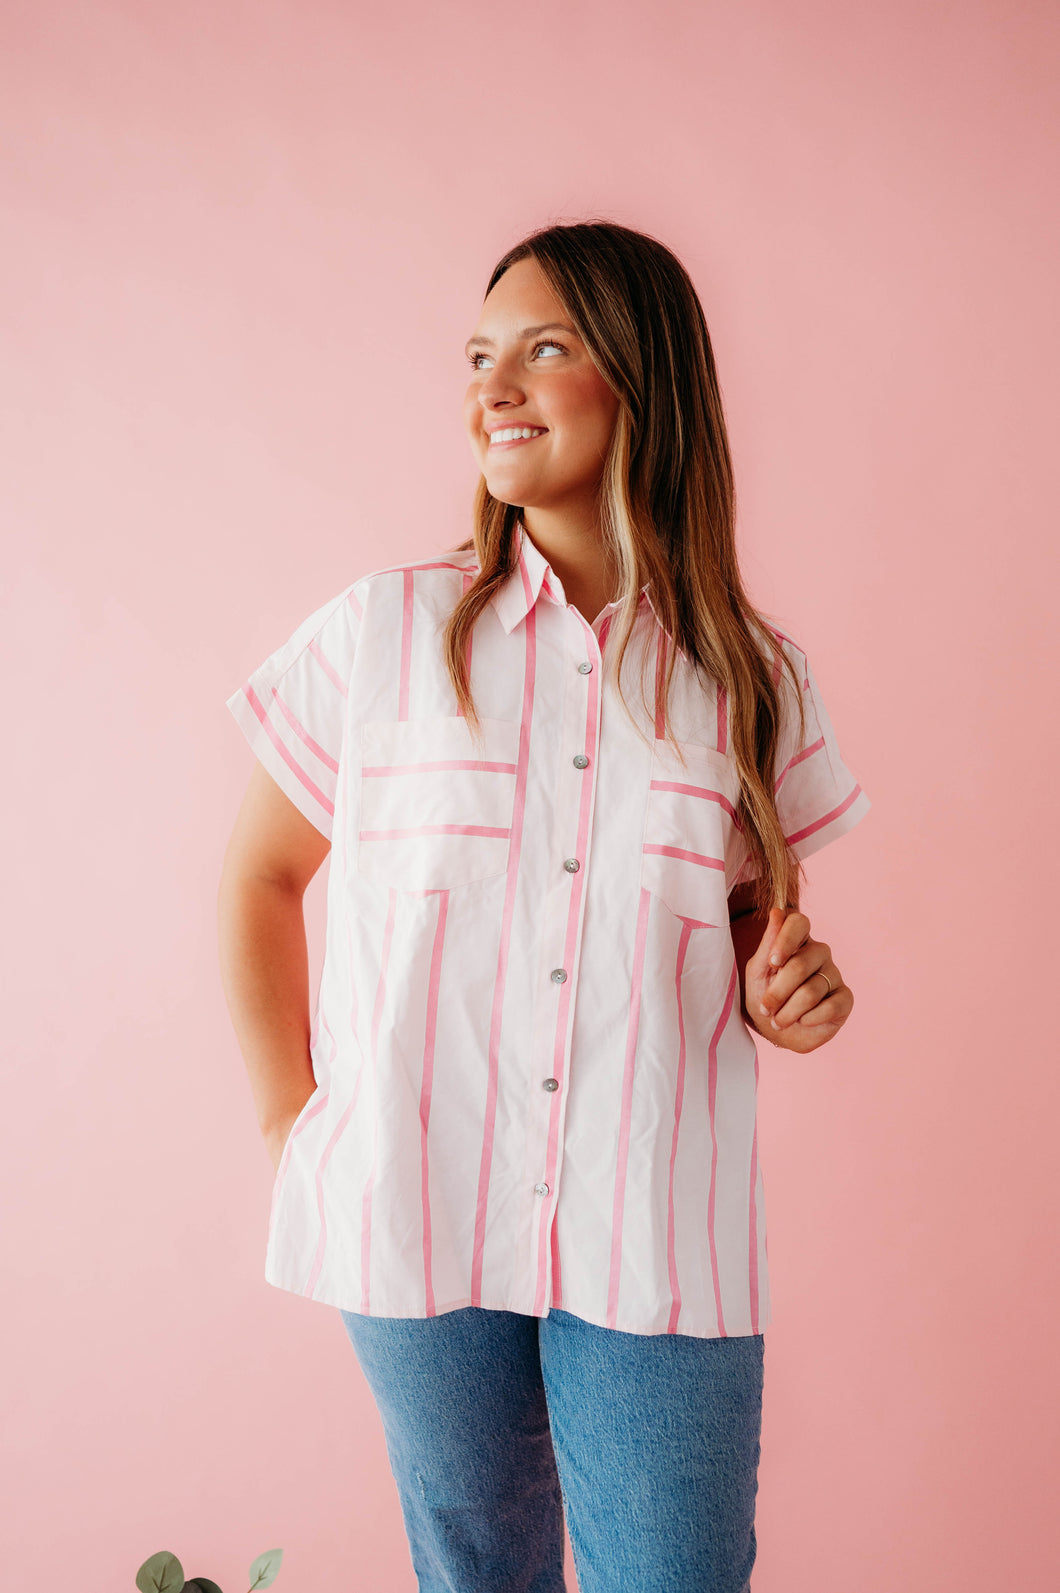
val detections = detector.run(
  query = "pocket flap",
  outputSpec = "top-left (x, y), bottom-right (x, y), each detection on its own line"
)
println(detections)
top-left (641, 742), bottom-right (743, 925)
top-left (357, 716), bottom-right (520, 890)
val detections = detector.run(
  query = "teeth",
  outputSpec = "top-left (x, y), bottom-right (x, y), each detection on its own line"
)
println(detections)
top-left (489, 427), bottom-right (546, 444)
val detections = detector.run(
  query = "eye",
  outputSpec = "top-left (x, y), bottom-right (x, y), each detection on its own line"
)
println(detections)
top-left (466, 339), bottom-right (569, 370)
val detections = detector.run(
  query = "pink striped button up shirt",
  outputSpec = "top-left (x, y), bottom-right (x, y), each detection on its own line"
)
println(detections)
top-left (226, 521), bottom-right (871, 1337)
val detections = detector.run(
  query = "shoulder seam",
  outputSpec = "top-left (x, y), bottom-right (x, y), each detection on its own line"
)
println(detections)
top-left (352, 548), bottom-right (479, 592)
top-left (267, 581), bottom-right (360, 691)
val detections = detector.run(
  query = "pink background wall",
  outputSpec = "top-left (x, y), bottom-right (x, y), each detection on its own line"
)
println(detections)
top-left (3, 2), bottom-right (1057, 1588)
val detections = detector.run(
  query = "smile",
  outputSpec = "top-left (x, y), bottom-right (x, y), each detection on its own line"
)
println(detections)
top-left (487, 427), bottom-right (548, 449)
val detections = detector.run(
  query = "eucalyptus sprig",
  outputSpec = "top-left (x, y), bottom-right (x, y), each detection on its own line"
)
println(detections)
top-left (135, 1546), bottom-right (283, 1593)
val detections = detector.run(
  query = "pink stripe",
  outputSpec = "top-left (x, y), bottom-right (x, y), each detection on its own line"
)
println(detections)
top-left (784, 781), bottom-right (864, 847)
top-left (706, 963), bottom-right (740, 1334)
top-left (346, 587), bottom-right (364, 621)
top-left (243, 684), bottom-right (334, 818)
top-left (457, 569), bottom-right (474, 717)
top-left (359, 824), bottom-right (510, 841)
top-left (748, 1045), bottom-right (761, 1333)
top-left (544, 611), bottom-right (615, 1316)
top-left (361, 759), bottom-right (518, 776)
top-left (534, 606), bottom-right (607, 1314)
top-left (419, 889), bottom-right (450, 1316)
top-left (643, 842), bottom-right (725, 870)
top-left (654, 628), bottom-right (667, 739)
top-left (399, 569), bottom-right (414, 720)
top-left (470, 602), bottom-right (536, 1305)
top-left (760, 626), bottom-right (784, 687)
top-left (776, 733), bottom-right (825, 788)
top-left (359, 559), bottom-right (472, 578)
top-left (269, 686), bottom-right (339, 773)
top-left (765, 621), bottom-right (798, 650)
top-left (650, 778), bottom-right (741, 824)
top-left (666, 921), bottom-right (694, 1333)
top-left (359, 887), bottom-right (397, 1313)
top-left (308, 637), bottom-right (348, 697)
top-left (606, 886), bottom-right (652, 1328)
top-left (303, 1072), bottom-right (364, 1299)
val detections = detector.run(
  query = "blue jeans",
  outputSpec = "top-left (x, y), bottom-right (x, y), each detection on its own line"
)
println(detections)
top-left (339, 1305), bottom-right (764, 1592)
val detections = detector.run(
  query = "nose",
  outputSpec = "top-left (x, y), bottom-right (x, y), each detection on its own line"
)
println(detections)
top-left (477, 361), bottom-right (527, 418)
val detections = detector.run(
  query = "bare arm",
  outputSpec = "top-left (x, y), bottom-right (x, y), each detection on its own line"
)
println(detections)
top-left (217, 762), bottom-right (332, 1168)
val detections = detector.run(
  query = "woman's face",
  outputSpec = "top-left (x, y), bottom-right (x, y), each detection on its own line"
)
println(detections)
top-left (462, 256), bottom-right (620, 519)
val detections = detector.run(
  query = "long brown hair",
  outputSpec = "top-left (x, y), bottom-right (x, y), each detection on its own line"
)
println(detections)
top-left (442, 219), bottom-right (807, 917)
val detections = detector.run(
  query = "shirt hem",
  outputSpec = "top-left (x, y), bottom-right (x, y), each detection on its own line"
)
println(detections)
top-left (264, 1272), bottom-right (770, 1339)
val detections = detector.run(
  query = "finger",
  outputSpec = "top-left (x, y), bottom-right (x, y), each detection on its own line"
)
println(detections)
top-left (760, 945), bottom-right (830, 1016)
top-left (779, 1016), bottom-right (843, 1053)
top-left (764, 906), bottom-right (788, 956)
top-left (772, 981), bottom-right (850, 1032)
top-left (797, 981), bottom-right (852, 1027)
top-left (761, 998), bottom-right (840, 1051)
top-left (766, 909), bottom-right (811, 971)
top-left (749, 907), bottom-right (787, 977)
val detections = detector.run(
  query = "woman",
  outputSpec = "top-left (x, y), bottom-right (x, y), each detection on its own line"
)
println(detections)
top-left (217, 219), bottom-right (871, 1592)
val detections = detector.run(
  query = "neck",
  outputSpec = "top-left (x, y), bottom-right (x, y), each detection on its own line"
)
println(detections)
top-left (520, 505), bottom-right (619, 620)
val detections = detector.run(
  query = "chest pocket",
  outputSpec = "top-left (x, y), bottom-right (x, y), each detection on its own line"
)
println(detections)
top-left (356, 716), bottom-right (521, 891)
top-left (640, 740), bottom-right (743, 926)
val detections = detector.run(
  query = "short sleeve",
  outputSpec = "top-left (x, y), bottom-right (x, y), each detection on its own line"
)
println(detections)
top-left (773, 646), bottom-right (872, 863)
top-left (730, 638), bottom-right (871, 889)
top-left (225, 583), bottom-right (362, 839)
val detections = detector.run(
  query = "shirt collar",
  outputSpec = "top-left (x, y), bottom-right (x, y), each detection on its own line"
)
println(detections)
top-left (489, 520), bottom-right (551, 634)
top-left (489, 519), bottom-right (670, 640)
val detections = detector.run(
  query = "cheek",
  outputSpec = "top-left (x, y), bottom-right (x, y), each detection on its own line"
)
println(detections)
top-left (570, 373), bottom-right (617, 436)
top-left (461, 390), bottom-right (483, 437)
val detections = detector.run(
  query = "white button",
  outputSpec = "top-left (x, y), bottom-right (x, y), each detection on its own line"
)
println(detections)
top-left (573, 754), bottom-right (589, 769)
top-left (578, 660), bottom-right (593, 674)
top-left (550, 967), bottom-right (567, 984)
top-left (534, 1182), bottom-right (550, 1196)
top-left (563, 858), bottom-right (580, 873)
top-left (542, 1077), bottom-right (559, 1092)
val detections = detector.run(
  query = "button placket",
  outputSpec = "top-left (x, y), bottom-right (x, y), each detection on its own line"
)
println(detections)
top-left (522, 618), bottom-right (605, 1282)
top-left (560, 648), bottom-right (592, 889)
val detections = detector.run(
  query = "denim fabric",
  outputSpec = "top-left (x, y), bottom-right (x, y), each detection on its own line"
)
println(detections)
top-left (339, 1305), bottom-right (763, 1592)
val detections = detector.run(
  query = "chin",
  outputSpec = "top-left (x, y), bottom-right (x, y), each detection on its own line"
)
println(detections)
top-left (482, 474), bottom-right (526, 503)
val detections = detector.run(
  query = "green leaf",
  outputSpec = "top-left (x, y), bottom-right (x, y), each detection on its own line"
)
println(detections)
top-left (185, 1581), bottom-right (224, 1592)
top-left (135, 1551), bottom-right (185, 1593)
top-left (247, 1548), bottom-right (283, 1588)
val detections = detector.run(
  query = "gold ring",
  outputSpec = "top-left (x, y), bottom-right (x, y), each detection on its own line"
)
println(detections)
top-left (816, 971), bottom-right (833, 996)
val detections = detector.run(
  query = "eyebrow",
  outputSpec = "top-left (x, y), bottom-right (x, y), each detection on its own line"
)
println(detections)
top-left (464, 322), bottom-right (578, 356)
